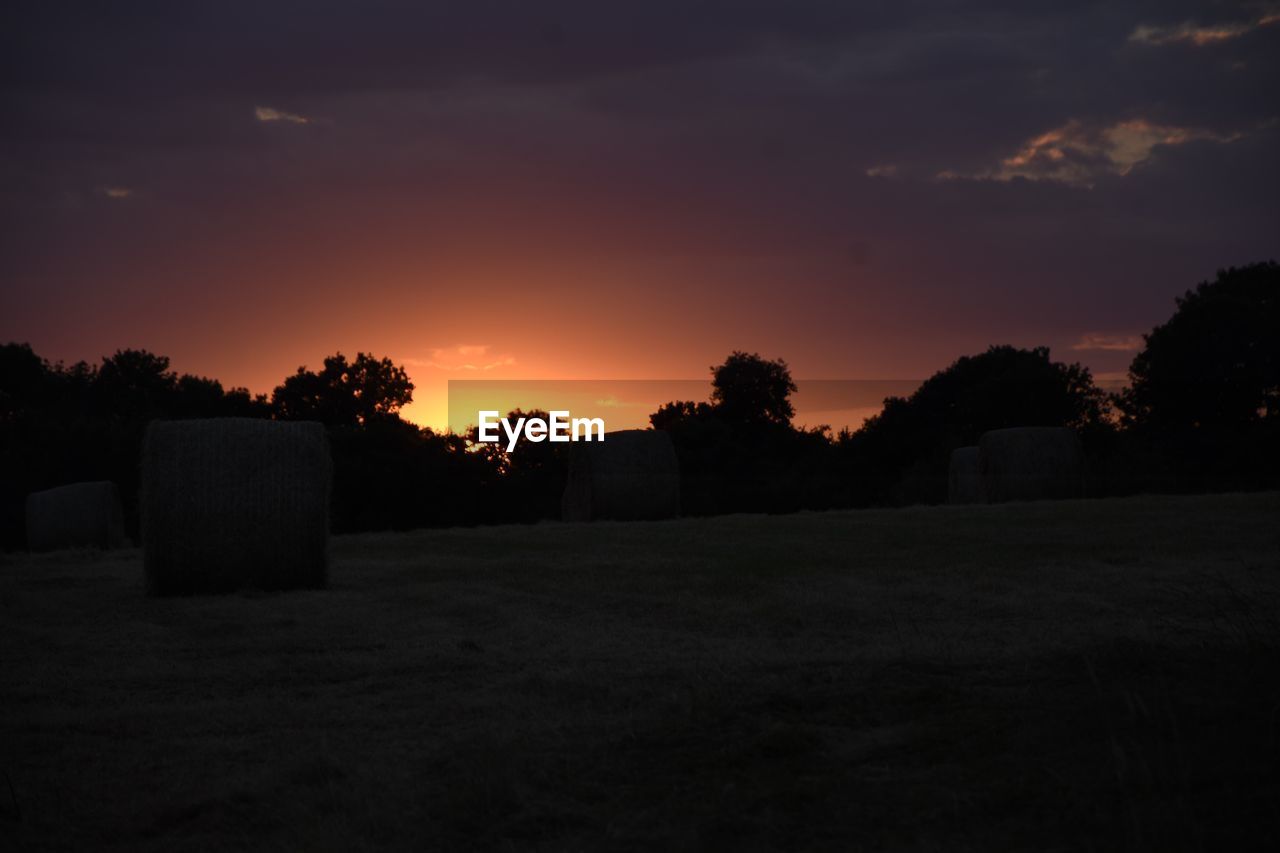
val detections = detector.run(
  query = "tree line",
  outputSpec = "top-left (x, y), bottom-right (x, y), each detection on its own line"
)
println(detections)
top-left (1, 262), bottom-right (1276, 548)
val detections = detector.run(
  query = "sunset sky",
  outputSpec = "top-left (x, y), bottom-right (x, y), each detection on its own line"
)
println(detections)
top-left (3, 2), bottom-right (1277, 430)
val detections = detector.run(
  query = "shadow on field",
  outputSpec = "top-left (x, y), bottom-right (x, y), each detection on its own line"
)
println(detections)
top-left (98, 641), bottom-right (1280, 852)
top-left (2, 492), bottom-right (1279, 851)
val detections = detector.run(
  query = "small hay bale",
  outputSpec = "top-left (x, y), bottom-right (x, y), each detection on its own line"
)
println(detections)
top-left (142, 418), bottom-right (331, 595)
top-left (979, 427), bottom-right (1084, 503)
top-left (25, 481), bottom-right (127, 552)
top-left (561, 429), bottom-right (680, 522)
top-left (948, 446), bottom-right (984, 504)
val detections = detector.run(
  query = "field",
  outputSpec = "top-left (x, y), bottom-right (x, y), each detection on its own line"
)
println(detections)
top-left (3, 492), bottom-right (1279, 851)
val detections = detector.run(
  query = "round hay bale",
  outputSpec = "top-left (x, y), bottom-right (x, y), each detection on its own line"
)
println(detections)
top-left (25, 481), bottom-right (127, 552)
top-left (561, 429), bottom-right (680, 522)
top-left (978, 427), bottom-right (1084, 503)
top-left (142, 418), bottom-right (331, 596)
top-left (948, 446), bottom-right (984, 504)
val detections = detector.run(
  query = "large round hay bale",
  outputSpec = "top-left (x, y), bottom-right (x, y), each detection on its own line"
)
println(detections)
top-left (948, 446), bottom-right (983, 504)
top-left (25, 481), bottom-right (127, 552)
top-left (561, 429), bottom-right (680, 522)
top-left (142, 418), bottom-right (331, 595)
top-left (979, 427), bottom-right (1084, 503)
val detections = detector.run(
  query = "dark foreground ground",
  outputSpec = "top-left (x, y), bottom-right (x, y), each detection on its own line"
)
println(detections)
top-left (2, 493), bottom-right (1279, 851)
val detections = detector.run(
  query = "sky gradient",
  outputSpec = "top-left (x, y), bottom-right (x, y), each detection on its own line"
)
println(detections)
top-left (3, 1), bottom-right (1277, 429)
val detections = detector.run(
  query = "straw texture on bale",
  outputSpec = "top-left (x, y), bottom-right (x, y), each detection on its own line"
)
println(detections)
top-left (25, 481), bottom-right (127, 552)
top-left (142, 418), bottom-right (331, 595)
top-left (561, 429), bottom-right (680, 522)
top-left (978, 427), bottom-right (1084, 503)
top-left (948, 446), bottom-right (984, 504)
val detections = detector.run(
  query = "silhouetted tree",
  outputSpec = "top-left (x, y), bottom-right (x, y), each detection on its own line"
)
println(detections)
top-left (326, 417), bottom-right (505, 532)
top-left (272, 352), bottom-right (413, 426)
top-left (466, 409), bottom-right (570, 522)
top-left (0, 345), bottom-right (276, 548)
top-left (651, 353), bottom-right (834, 515)
top-left (0, 343), bottom-right (55, 419)
top-left (172, 375), bottom-right (270, 419)
top-left (842, 345), bottom-right (1109, 504)
top-left (1113, 262), bottom-right (1280, 492)
top-left (1117, 262), bottom-right (1279, 431)
top-left (92, 349), bottom-right (177, 418)
top-left (649, 400), bottom-right (713, 432)
top-left (710, 351), bottom-right (797, 426)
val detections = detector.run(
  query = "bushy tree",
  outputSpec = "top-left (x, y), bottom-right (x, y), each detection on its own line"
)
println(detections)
top-left (326, 418), bottom-right (504, 532)
top-left (272, 352), bottom-right (413, 426)
top-left (465, 409), bottom-right (569, 522)
top-left (649, 400), bottom-right (713, 433)
top-left (842, 345), bottom-right (1109, 504)
top-left (650, 352), bottom-right (835, 514)
top-left (0, 343), bottom-right (56, 419)
top-left (1113, 262), bottom-right (1280, 492)
top-left (0, 344), bottom-right (271, 547)
top-left (710, 351), bottom-right (798, 426)
top-left (1117, 262), bottom-right (1279, 431)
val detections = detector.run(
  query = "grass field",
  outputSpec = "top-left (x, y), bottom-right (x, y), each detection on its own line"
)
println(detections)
top-left (3, 492), bottom-right (1279, 851)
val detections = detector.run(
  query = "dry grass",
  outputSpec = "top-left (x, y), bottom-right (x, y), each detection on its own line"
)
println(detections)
top-left (3, 492), bottom-right (1279, 851)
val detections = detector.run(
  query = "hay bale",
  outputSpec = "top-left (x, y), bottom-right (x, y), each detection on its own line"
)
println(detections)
top-left (979, 427), bottom-right (1084, 503)
top-left (948, 446), bottom-right (983, 504)
top-left (142, 418), bottom-right (331, 595)
top-left (25, 481), bottom-right (127, 552)
top-left (561, 429), bottom-right (680, 522)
